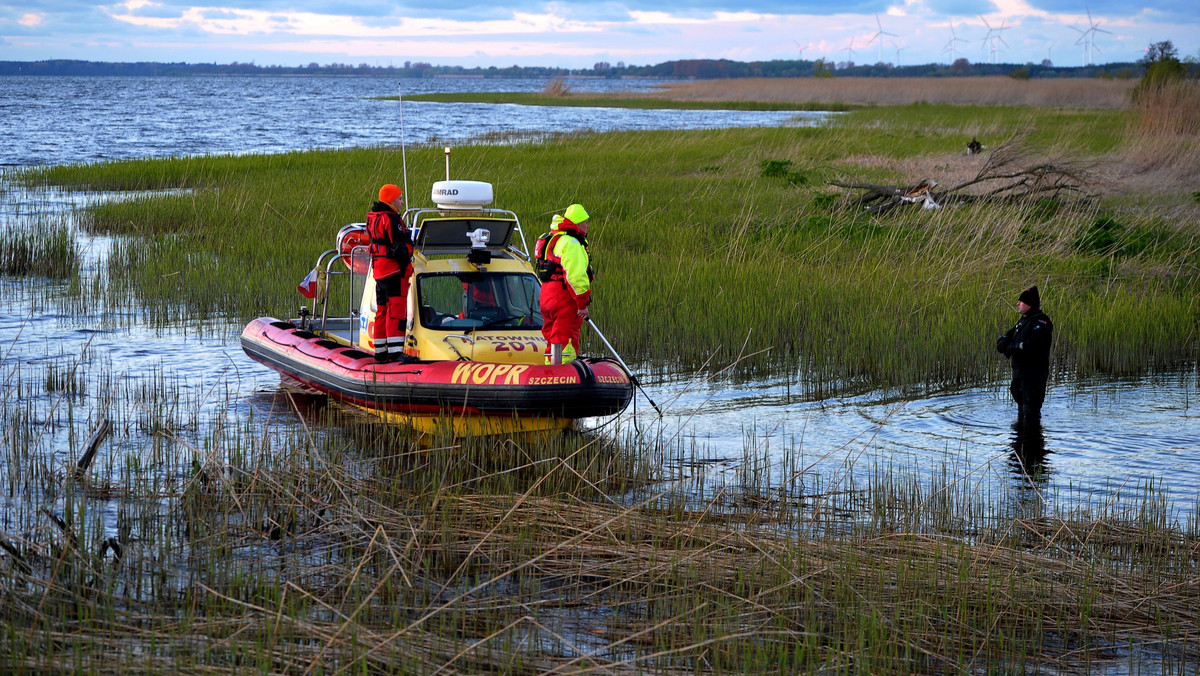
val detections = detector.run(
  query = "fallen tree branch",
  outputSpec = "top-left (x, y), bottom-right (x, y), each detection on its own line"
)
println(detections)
top-left (829, 132), bottom-right (1097, 214)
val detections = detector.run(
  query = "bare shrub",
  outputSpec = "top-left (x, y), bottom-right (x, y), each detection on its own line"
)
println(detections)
top-left (1129, 78), bottom-right (1200, 136)
top-left (1111, 72), bottom-right (1200, 193)
top-left (542, 77), bottom-right (572, 97)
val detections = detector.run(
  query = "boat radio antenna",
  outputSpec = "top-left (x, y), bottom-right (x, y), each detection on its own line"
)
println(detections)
top-left (397, 82), bottom-right (409, 202)
top-left (444, 146), bottom-right (451, 180)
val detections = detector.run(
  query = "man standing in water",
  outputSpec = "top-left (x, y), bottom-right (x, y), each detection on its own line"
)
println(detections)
top-left (996, 285), bottom-right (1054, 422)
top-left (540, 204), bottom-right (593, 365)
top-left (366, 184), bottom-right (413, 363)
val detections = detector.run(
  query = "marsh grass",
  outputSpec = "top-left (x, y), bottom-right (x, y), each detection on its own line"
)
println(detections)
top-left (402, 91), bottom-right (833, 111)
top-left (406, 77), bottom-right (1136, 110)
top-left (13, 100), bottom-right (1200, 393)
top-left (2, 356), bottom-right (1198, 674)
top-left (0, 219), bottom-right (80, 278)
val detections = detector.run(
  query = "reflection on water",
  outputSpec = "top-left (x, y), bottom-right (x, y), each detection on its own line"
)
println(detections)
top-left (1008, 418), bottom-right (1049, 480)
top-left (626, 366), bottom-right (1199, 522)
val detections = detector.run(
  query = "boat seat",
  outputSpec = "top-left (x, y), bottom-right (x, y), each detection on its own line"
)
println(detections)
top-left (420, 305), bottom-right (437, 326)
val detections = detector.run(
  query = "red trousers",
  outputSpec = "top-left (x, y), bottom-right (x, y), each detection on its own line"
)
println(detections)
top-left (540, 281), bottom-right (582, 353)
top-left (372, 275), bottom-right (408, 357)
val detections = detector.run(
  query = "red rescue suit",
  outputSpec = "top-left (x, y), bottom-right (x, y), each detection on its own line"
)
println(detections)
top-left (366, 201), bottom-right (414, 360)
top-left (539, 223), bottom-right (592, 357)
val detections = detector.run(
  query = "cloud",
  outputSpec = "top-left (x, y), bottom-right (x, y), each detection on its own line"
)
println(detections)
top-left (923, 0), bottom-right (996, 14)
top-left (1027, 0), bottom-right (1193, 14)
top-left (1, 0), bottom-right (1197, 68)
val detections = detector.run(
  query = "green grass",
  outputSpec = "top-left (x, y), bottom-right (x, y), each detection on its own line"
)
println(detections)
top-left (11, 102), bottom-right (1200, 392)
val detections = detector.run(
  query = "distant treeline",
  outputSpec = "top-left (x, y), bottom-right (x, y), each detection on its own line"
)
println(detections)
top-left (0, 58), bottom-right (1151, 80)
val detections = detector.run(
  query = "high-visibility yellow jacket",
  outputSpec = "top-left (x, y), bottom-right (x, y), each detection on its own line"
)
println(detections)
top-left (547, 229), bottom-right (592, 309)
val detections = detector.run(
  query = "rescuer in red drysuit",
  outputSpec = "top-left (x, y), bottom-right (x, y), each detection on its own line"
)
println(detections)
top-left (366, 184), bottom-right (414, 363)
top-left (539, 204), bottom-right (593, 365)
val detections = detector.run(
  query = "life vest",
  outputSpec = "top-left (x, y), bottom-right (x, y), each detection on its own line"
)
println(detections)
top-left (534, 230), bottom-right (593, 284)
top-left (365, 208), bottom-right (411, 279)
top-left (533, 231), bottom-right (561, 282)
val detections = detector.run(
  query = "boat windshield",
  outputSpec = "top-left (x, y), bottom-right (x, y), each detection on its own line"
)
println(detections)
top-left (417, 272), bottom-right (543, 331)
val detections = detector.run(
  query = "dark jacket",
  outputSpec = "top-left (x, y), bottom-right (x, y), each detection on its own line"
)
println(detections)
top-left (997, 309), bottom-right (1053, 376)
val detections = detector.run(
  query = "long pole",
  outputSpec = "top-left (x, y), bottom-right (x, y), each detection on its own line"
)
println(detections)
top-left (587, 319), bottom-right (663, 417)
top-left (397, 82), bottom-right (408, 201)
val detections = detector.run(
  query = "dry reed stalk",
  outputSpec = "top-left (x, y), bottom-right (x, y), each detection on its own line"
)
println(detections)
top-left (1104, 80), bottom-right (1200, 197)
top-left (649, 77), bottom-right (1137, 108)
top-left (542, 77), bottom-right (572, 97)
top-left (6, 448), bottom-right (1199, 674)
top-left (1130, 79), bottom-right (1200, 137)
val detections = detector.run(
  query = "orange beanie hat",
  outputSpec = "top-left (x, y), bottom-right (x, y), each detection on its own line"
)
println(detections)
top-left (378, 184), bottom-right (403, 203)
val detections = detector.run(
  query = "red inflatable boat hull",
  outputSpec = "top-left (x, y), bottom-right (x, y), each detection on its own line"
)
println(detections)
top-left (241, 317), bottom-right (634, 419)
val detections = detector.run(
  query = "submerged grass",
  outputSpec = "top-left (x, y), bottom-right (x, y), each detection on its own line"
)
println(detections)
top-left (1, 356), bottom-right (1197, 674)
top-left (0, 219), bottom-right (80, 278)
top-left (11, 96), bottom-right (1200, 393)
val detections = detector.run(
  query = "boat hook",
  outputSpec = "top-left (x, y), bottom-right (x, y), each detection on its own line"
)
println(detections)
top-left (586, 319), bottom-right (663, 418)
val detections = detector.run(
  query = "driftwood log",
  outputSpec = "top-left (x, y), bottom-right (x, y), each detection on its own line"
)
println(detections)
top-left (830, 133), bottom-right (1094, 214)
top-left (73, 416), bottom-right (111, 480)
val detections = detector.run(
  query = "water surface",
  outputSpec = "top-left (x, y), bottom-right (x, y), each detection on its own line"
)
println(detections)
top-left (0, 75), bottom-right (825, 167)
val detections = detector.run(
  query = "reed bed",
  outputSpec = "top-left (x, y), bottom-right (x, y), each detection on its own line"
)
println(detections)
top-left (0, 218), bottom-right (80, 278)
top-left (402, 91), bottom-right (827, 111)
top-left (2, 354), bottom-right (1198, 674)
top-left (12, 97), bottom-right (1200, 393)
top-left (648, 76), bottom-right (1139, 109)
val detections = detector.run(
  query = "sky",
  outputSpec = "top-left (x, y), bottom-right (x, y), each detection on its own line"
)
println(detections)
top-left (1, 0), bottom-right (1197, 71)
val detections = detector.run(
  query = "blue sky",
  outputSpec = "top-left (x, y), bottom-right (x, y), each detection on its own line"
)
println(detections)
top-left (1, 0), bottom-right (1196, 69)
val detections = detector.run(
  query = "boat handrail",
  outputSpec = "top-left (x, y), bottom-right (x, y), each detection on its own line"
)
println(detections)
top-left (404, 207), bottom-right (530, 260)
top-left (309, 246), bottom-right (366, 343)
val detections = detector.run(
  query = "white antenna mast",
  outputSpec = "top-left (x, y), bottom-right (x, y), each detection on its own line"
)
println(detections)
top-left (444, 146), bottom-right (451, 181)
top-left (397, 82), bottom-right (408, 202)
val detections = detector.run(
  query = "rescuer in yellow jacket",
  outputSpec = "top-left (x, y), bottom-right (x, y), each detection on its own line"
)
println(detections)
top-left (539, 204), bottom-right (593, 365)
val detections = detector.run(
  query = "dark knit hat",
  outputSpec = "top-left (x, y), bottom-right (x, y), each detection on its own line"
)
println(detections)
top-left (1018, 285), bottom-right (1040, 309)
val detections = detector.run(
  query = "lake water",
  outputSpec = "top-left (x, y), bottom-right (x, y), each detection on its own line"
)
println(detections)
top-left (0, 75), bottom-right (819, 167)
top-left (2, 75), bottom-right (1198, 528)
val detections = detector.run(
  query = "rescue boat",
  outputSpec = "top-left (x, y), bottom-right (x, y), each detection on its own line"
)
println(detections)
top-left (241, 179), bottom-right (634, 433)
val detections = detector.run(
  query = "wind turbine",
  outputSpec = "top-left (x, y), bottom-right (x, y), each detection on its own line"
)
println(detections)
top-left (866, 15), bottom-right (898, 64)
top-left (842, 37), bottom-right (858, 66)
top-left (980, 15), bottom-right (1009, 64)
top-left (893, 42), bottom-right (907, 67)
top-left (1069, 25), bottom-right (1087, 65)
top-left (792, 40), bottom-right (807, 61)
top-left (943, 20), bottom-right (968, 63)
top-left (1072, 7), bottom-right (1111, 65)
